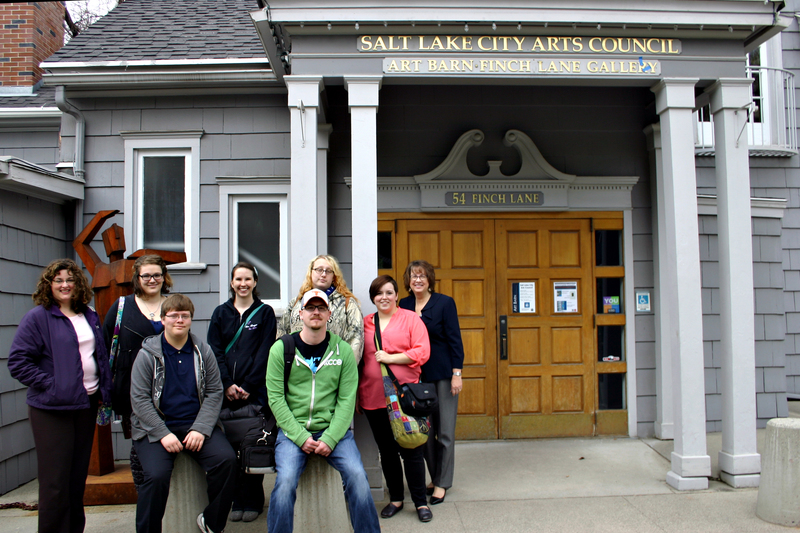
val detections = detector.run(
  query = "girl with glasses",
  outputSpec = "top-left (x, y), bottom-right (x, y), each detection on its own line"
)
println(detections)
top-left (102, 254), bottom-right (173, 486)
top-left (9, 258), bottom-right (112, 533)
top-left (278, 255), bottom-right (364, 363)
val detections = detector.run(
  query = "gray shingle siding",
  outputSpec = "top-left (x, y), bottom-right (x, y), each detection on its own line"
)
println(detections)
top-left (0, 189), bottom-right (72, 494)
top-left (697, 212), bottom-right (787, 430)
top-left (63, 91), bottom-right (289, 460)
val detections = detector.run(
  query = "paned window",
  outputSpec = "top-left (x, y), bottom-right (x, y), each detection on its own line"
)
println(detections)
top-left (122, 131), bottom-right (203, 268)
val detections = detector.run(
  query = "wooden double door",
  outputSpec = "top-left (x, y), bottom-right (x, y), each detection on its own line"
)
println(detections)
top-left (392, 215), bottom-right (597, 439)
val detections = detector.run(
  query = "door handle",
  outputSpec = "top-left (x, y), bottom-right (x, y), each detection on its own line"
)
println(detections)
top-left (499, 315), bottom-right (508, 360)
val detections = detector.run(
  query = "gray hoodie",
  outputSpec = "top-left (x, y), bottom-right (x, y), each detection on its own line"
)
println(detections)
top-left (130, 332), bottom-right (223, 443)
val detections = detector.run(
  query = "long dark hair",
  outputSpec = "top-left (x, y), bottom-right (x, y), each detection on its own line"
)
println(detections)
top-left (229, 261), bottom-right (261, 301)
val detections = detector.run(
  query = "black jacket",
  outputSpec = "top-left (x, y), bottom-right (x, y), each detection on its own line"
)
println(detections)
top-left (103, 294), bottom-right (161, 417)
top-left (207, 299), bottom-right (277, 409)
top-left (399, 292), bottom-right (465, 382)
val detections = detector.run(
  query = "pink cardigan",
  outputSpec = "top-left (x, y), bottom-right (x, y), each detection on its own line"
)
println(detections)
top-left (358, 308), bottom-right (430, 410)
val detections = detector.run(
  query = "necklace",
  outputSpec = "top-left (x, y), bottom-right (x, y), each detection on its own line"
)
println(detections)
top-left (138, 295), bottom-right (162, 319)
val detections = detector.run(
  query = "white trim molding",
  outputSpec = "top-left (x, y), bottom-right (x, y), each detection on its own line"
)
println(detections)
top-left (217, 176), bottom-right (291, 312)
top-left (120, 130), bottom-right (204, 271)
top-left (697, 194), bottom-right (786, 218)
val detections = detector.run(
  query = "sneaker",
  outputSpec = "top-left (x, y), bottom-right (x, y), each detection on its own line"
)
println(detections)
top-left (229, 510), bottom-right (244, 522)
top-left (242, 511), bottom-right (259, 522)
top-left (197, 512), bottom-right (223, 533)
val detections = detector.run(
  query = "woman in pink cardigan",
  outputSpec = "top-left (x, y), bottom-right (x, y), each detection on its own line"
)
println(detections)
top-left (358, 275), bottom-right (432, 523)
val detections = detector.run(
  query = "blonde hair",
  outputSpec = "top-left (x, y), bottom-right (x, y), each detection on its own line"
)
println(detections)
top-left (295, 255), bottom-right (358, 304)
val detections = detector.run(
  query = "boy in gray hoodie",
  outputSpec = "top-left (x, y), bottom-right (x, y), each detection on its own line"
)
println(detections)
top-left (130, 293), bottom-right (236, 533)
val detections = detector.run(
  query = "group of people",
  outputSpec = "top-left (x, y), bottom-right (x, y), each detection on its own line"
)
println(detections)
top-left (8, 252), bottom-right (465, 533)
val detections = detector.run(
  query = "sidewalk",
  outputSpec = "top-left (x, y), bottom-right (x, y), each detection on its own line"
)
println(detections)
top-left (1, 427), bottom-right (794, 533)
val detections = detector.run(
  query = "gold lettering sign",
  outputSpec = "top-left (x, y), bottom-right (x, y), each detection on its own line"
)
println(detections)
top-left (384, 57), bottom-right (660, 76)
top-left (445, 191), bottom-right (544, 206)
top-left (360, 35), bottom-right (681, 54)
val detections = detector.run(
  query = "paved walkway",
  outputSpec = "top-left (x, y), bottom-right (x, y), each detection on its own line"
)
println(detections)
top-left (1, 427), bottom-right (796, 533)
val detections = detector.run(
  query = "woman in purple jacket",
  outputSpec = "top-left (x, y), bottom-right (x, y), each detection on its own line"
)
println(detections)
top-left (8, 258), bottom-right (112, 533)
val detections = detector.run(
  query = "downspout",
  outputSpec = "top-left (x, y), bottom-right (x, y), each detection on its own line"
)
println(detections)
top-left (54, 86), bottom-right (85, 180)
top-left (54, 86), bottom-right (86, 261)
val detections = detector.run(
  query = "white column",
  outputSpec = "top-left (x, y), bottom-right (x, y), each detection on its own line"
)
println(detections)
top-left (652, 78), bottom-right (711, 491)
top-left (344, 75), bottom-right (382, 306)
top-left (644, 123), bottom-right (674, 441)
top-left (286, 75), bottom-right (322, 293)
top-left (317, 124), bottom-right (332, 254)
top-left (707, 78), bottom-right (761, 488)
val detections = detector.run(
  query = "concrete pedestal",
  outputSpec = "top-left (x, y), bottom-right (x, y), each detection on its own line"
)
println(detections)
top-left (294, 454), bottom-right (352, 533)
top-left (756, 418), bottom-right (800, 527)
top-left (164, 453), bottom-right (209, 533)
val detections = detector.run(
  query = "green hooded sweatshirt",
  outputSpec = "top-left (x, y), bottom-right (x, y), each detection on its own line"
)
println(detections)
top-left (266, 332), bottom-right (357, 451)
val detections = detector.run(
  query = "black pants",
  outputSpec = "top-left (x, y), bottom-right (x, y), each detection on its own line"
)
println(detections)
top-left (364, 408), bottom-right (427, 508)
top-left (133, 426), bottom-right (236, 533)
top-left (28, 401), bottom-right (98, 533)
top-left (232, 464), bottom-right (264, 512)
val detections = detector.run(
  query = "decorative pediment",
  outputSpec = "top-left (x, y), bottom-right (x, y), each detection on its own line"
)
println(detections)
top-left (414, 129), bottom-right (575, 183)
top-left (345, 128), bottom-right (639, 211)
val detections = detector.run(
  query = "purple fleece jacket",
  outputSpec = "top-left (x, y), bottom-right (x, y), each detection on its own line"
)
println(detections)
top-left (9, 304), bottom-right (112, 410)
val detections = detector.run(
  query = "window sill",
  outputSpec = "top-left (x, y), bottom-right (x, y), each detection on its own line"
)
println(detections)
top-left (167, 262), bottom-right (207, 275)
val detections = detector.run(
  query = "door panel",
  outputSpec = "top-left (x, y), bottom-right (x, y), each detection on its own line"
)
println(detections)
top-left (397, 219), bottom-right (498, 439)
top-left (496, 219), bottom-right (595, 438)
top-left (394, 216), bottom-right (598, 440)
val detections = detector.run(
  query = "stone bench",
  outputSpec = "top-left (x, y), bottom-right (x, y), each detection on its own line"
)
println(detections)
top-left (756, 418), bottom-right (800, 527)
top-left (294, 454), bottom-right (352, 533)
top-left (164, 453), bottom-right (209, 533)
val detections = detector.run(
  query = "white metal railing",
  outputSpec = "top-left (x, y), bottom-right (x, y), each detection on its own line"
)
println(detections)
top-left (694, 66), bottom-right (797, 155)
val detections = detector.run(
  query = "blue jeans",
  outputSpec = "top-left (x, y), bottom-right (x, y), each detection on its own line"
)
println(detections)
top-left (267, 429), bottom-right (381, 533)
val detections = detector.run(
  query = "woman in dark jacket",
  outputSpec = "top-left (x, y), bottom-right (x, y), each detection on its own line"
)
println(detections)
top-left (103, 254), bottom-right (173, 435)
top-left (399, 260), bottom-right (465, 506)
top-left (103, 254), bottom-right (172, 488)
top-left (9, 258), bottom-right (112, 533)
top-left (207, 261), bottom-right (277, 522)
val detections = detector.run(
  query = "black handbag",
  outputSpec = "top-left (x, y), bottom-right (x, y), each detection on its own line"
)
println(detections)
top-left (239, 413), bottom-right (278, 474)
top-left (219, 403), bottom-right (263, 446)
top-left (383, 365), bottom-right (438, 417)
top-left (374, 314), bottom-right (439, 418)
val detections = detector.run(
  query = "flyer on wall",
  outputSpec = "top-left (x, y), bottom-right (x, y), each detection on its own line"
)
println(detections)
top-left (553, 281), bottom-right (578, 313)
top-left (512, 282), bottom-right (536, 313)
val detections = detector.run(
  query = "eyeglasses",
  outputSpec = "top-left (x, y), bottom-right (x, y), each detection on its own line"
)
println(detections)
top-left (139, 273), bottom-right (164, 282)
top-left (52, 278), bottom-right (75, 286)
top-left (164, 313), bottom-right (191, 321)
top-left (313, 267), bottom-right (334, 276)
top-left (411, 274), bottom-right (427, 280)
top-left (303, 305), bottom-right (328, 313)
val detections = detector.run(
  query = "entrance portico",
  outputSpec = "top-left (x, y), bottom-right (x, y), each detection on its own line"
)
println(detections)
top-left (252, 0), bottom-right (787, 490)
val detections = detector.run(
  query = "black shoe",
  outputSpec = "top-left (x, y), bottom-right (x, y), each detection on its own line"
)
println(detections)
top-left (430, 491), bottom-right (446, 505)
top-left (381, 503), bottom-right (403, 518)
top-left (426, 486), bottom-right (434, 496)
top-left (417, 506), bottom-right (433, 522)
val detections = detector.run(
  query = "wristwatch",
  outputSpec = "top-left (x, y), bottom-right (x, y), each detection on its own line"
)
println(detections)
top-left (453, 371), bottom-right (462, 377)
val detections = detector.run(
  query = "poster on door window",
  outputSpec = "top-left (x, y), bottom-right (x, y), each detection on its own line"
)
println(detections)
top-left (553, 281), bottom-right (578, 313)
top-left (512, 282), bottom-right (536, 313)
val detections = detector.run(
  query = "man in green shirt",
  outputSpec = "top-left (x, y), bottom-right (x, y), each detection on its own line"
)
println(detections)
top-left (266, 289), bottom-right (380, 533)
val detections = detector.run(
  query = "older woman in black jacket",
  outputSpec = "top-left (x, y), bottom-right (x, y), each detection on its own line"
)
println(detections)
top-left (399, 260), bottom-right (465, 506)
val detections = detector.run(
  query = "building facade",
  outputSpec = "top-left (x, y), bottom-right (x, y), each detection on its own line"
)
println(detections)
top-left (1, 0), bottom-right (799, 495)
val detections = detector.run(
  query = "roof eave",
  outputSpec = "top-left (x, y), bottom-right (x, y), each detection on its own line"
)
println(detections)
top-left (0, 157), bottom-right (85, 204)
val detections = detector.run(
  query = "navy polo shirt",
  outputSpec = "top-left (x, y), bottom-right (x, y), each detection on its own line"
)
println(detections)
top-left (160, 334), bottom-right (200, 428)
